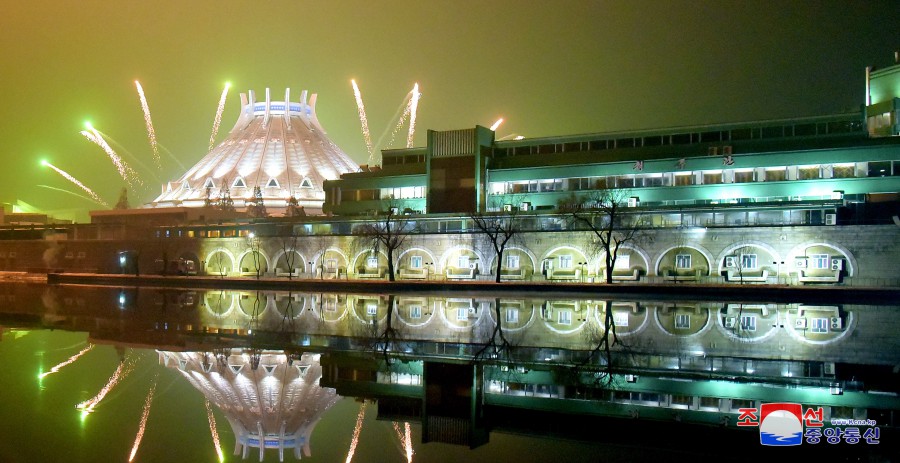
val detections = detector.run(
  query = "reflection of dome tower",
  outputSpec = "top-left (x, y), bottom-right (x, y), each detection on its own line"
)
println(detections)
top-left (150, 88), bottom-right (358, 215)
top-left (159, 350), bottom-right (339, 461)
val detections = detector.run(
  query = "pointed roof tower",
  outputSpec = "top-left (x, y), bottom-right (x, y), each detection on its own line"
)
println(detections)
top-left (150, 88), bottom-right (358, 214)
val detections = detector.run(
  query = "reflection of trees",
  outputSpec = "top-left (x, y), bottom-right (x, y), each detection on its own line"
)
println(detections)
top-left (472, 298), bottom-right (515, 361)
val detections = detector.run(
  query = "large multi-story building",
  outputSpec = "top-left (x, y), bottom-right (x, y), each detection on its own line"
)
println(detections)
top-left (0, 58), bottom-right (897, 286)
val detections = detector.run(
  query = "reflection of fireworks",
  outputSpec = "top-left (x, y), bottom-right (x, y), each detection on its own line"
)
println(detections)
top-left (81, 128), bottom-right (142, 188)
top-left (392, 421), bottom-right (414, 463)
top-left (209, 83), bottom-right (230, 152)
top-left (490, 118), bottom-right (504, 131)
top-left (406, 83), bottom-right (421, 148)
top-left (134, 80), bottom-right (160, 170)
top-left (128, 375), bottom-right (158, 461)
top-left (344, 401), bottom-right (367, 463)
top-left (205, 400), bottom-right (224, 462)
top-left (351, 80), bottom-right (374, 161)
top-left (76, 356), bottom-right (135, 414)
top-left (39, 344), bottom-right (94, 379)
top-left (42, 161), bottom-right (109, 207)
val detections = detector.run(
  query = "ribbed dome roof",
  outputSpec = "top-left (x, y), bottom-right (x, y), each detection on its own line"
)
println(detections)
top-left (150, 88), bottom-right (358, 214)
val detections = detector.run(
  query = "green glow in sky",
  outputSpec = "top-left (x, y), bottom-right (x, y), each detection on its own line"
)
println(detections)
top-left (1, 1), bottom-right (899, 221)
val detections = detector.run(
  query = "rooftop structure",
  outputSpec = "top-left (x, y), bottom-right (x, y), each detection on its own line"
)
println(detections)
top-left (150, 88), bottom-right (358, 215)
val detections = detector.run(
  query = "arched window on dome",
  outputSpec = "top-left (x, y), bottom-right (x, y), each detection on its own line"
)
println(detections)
top-left (181, 181), bottom-right (192, 191)
top-left (203, 178), bottom-right (216, 189)
top-left (300, 177), bottom-right (313, 189)
top-left (232, 177), bottom-right (247, 188)
top-left (266, 178), bottom-right (280, 188)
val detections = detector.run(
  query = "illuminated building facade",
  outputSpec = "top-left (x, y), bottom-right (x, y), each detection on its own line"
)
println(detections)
top-left (149, 88), bottom-right (358, 215)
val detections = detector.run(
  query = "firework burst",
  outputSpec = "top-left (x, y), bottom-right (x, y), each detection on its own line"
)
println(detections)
top-left (134, 80), bottom-right (160, 171)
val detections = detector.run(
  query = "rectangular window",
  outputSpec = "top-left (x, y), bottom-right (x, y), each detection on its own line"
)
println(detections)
top-left (613, 311), bottom-right (629, 327)
top-left (798, 165), bottom-right (820, 180)
top-left (457, 255), bottom-right (470, 269)
top-left (614, 255), bottom-right (630, 269)
top-left (326, 259), bottom-right (337, 271)
top-left (725, 256), bottom-right (737, 268)
top-left (764, 168), bottom-right (787, 182)
top-left (740, 254), bottom-right (758, 270)
top-left (811, 318), bottom-right (829, 333)
top-left (457, 308), bottom-right (469, 321)
top-left (506, 255), bottom-right (520, 269)
top-left (223, 229), bottom-right (236, 237)
top-left (811, 254), bottom-right (829, 269)
top-left (702, 170), bottom-right (723, 185)
top-left (410, 256), bottom-right (423, 269)
top-left (410, 306), bottom-right (422, 319)
top-left (675, 313), bottom-right (690, 329)
top-left (558, 310), bottom-right (572, 325)
top-left (733, 169), bottom-right (754, 183)
top-left (366, 304), bottom-right (377, 316)
top-left (740, 315), bottom-right (757, 331)
top-left (505, 309), bottom-right (519, 324)
top-left (674, 172), bottom-right (695, 186)
top-left (208, 230), bottom-right (220, 238)
top-left (558, 255), bottom-right (573, 269)
top-left (366, 256), bottom-right (378, 268)
top-left (832, 163), bottom-right (855, 178)
top-left (868, 161), bottom-right (892, 177)
top-left (675, 254), bottom-right (692, 269)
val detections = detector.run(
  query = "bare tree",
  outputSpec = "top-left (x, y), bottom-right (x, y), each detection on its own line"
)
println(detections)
top-left (471, 203), bottom-right (522, 283)
top-left (278, 226), bottom-right (301, 279)
top-left (559, 189), bottom-right (643, 284)
top-left (246, 232), bottom-right (263, 279)
top-left (246, 186), bottom-right (268, 218)
top-left (354, 200), bottom-right (415, 281)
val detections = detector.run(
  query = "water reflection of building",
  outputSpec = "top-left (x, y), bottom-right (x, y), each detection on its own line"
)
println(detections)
top-left (158, 350), bottom-right (338, 461)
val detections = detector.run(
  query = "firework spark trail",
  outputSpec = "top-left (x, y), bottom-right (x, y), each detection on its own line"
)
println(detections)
top-left (205, 400), bottom-right (224, 462)
top-left (406, 83), bottom-right (421, 148)
top-left (490, 118), bottom-right (504, 131)
top-left (373, 91), bottom-right (413, 153)
top-left (350, 80), bottom-right (374, 161)
top-left (37, 185), bottom-right (100, 205)
top-left (42, 162), bottom-right (109, 207)
top-left (81, 129), bottom-right (142, 188)
top-left (392, 421), bottom-right (414, 463)
top-left (134, 80), bottom-right (160, 171)
top-left (91, 128), bottom-right (161, 184)
top-left (39, 345), bottom-right (94, 379)
top-left (76, 356), bottom-right (135, 414)
top-left (128, 374), bottom-right (158, 462)
top-left (344, 402), bottom-right (367, 463)
top-left (209, 83), bottom-right (230, 152)
top-left (158, 143), bottom-right (187, 171)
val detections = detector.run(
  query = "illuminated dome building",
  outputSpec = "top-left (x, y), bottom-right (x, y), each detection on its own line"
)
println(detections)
top-left (149, 89), bottom-right (359, 215)
top-left (159, 350), bottom-right (339, 461)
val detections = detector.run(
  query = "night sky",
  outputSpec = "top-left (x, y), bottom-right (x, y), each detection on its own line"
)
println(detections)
top-left (1, 1), bottom-right (898, 220)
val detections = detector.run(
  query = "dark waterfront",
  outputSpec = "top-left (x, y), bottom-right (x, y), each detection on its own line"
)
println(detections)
top-left (1, 282), bottom-right (898, 462)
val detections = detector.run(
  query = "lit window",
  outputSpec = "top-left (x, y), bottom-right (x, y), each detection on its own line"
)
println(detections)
top-left (613, 311), bottom-right (629, 327)
top-left (558, 310), bottom-right (572, 325)
top-left (326, 259), bottom-right (337, 271)
top-left (506, 255), bottom-right (520, 269)
top-left (675, 313), bottom-right (690, 329)
top-left (366, 304), bottom-right (377, 316)
top-left (505, 309), bottom-right (519, 323)
top-left (457, 255), bottom-right (470, 269)
top-left (811, 254), bottom-right (829, 269)
top-left (410, 306), bottom-right (421, 319)
top-left (558, 255), bottom-right (573, 269)
top-left (740, 254), bottom-right (758, 270)
top-left (457, 308), bottom-right (468, 321)
top-left (366, 256), bottom-right (378, 268)
top-left (410, 256), bottom-right (423, 269)
top-left (740, 315), bottom-right (757, 331)
top-left (811, 318), bottom-right (829, 333)
top-left (614, 255), bottom-right (630, 269)
top-left (675, 254), bottom-right (692, 269)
